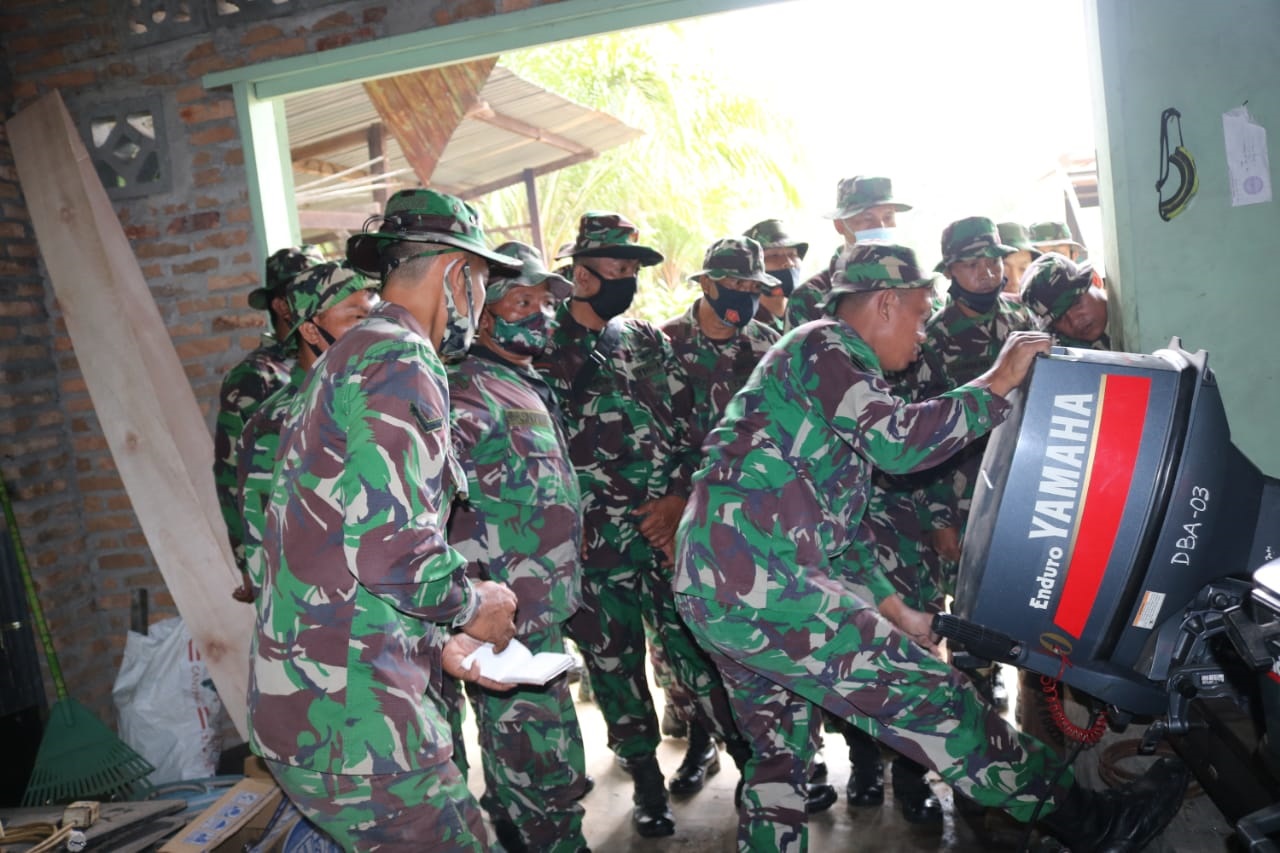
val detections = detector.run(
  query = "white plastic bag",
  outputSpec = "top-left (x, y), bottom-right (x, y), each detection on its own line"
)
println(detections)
top-left (112, 616), bottom-right (223, 784)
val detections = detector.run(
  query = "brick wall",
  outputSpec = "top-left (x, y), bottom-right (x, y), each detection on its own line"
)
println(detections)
top-left (0, 0), bottom-right (559, 728)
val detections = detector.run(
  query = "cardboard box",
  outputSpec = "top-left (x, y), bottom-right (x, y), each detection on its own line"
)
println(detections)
top-left (159, 778), bottom-right (281, 853)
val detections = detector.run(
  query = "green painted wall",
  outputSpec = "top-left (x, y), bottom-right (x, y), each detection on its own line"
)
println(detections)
top-left (1088, 0), bottom-right (1280, 473)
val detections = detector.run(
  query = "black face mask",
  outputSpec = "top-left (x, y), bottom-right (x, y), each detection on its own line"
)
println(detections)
top-left (768, 266), bottom-right (800, 297)
top-left (303, 318), bottom-right (337, 358)
top-left (573, 265), bottom-right (637, 320)
top-left (705, 288), bottom-right (760, 328)
top-left (949, 279), bottom-right (1001, 314)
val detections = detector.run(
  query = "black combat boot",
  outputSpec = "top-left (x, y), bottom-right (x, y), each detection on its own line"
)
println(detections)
top-left (668, 721), bottom-right (720, 795)
top-left (845, 729), bottom-right (885, 807)
top-left (891, 756), bottom-right (943, 827)
top-left (1039, 757), bottom-right (1190, 852)
top-left (492, 818), bottom-right (528, 853)
top-left (630, 753), bottom-right (676, 837)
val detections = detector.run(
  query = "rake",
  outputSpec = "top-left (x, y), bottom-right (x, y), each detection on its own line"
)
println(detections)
top-left (2, 474), bottom-right (155, 805)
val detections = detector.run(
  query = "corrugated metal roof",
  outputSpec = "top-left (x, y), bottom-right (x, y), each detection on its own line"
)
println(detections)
top-left (286, 65), bottom-right (642, 233)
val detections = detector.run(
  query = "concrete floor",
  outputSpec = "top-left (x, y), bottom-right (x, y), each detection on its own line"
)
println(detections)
top-left (462, 667), bottom-right (1238, 852)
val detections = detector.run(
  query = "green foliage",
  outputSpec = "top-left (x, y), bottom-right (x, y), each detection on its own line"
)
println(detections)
top-left (474, 25), bottom-right (802, 325)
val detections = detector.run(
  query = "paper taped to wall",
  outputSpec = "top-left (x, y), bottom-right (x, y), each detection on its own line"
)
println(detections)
top-left (1223, 105), bottom-right (1272, 207)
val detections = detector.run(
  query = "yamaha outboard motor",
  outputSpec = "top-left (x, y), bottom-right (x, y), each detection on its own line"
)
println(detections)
top-left (934, 339), bottom-right (1280, 832)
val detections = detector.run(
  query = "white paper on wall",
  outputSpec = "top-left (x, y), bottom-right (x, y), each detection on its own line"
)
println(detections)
top-left (1222, 105), bottom-right (1272, 207)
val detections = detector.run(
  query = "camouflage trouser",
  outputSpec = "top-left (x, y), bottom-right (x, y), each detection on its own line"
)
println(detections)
top-left (566, 541), bottom-right (745, 762)
top-left (266, 759), bottom-right (488, 852)
top-left (648, 572), bottom-right (751, 765)
top-left (565, 549), bottom-right (663, 760)
top-left (676, 591), bottom-right (1072, 853)
top-left (463, 625), bottom-right (589, 852)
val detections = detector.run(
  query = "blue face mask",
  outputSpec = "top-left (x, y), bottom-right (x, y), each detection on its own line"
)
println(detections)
top-left (854, 227), bottom-right (897, 242)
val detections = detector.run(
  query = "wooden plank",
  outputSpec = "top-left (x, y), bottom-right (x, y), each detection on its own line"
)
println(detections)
top-left (7, 91), bottom-right (253, 738)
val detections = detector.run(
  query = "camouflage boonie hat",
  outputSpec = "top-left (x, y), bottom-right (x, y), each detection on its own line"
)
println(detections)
top-left (824, 176), bottom-right (912, 220)
top-left (286, 262), bottom-right (376, 339)
top-left (824, 241), bottom-right (940, 309)
top-left (555, 211), bottom-right (664, 266)
top-left (485, 241), bottom-right (572, 303)
top-left (687, 237), bottom-right (780, 287)
top-left (346, 189), bottom-right (520, 277)
top-left (743, 219), bottom-right (809, 261)
top-left (1019, 252), bottom-right (1094, 325)
top-left (997, 222), bottom-right (1043, 257)
top-left (935, 216), bottom-right (1018, 272)
top-left (250, 244), bottom-right (326, 309)
top-left (1029, 221), bottom-right (1085, 251)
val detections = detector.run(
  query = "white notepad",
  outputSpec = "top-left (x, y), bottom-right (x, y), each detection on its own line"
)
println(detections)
top-left (460, 638), bottom-right (577, 686)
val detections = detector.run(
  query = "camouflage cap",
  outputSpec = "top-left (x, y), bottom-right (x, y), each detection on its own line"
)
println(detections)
top-left (485, 241), bottom-right (572, 303)
top-left (935, 216), bottom-right (1018, 273)
top-left (249, 244), bottom-right (327, 309)
top-left (825, 241), bottom-right (940, 308)
top-left (1029, 221), bottom-right (1085, 250)
top-left (555, 211), bottom-right (664, 266)
top-left (824, 176), bottom-right (912, 220)
top-left (996, 222), bottom-right (1043, 257)
top-left (743, 219), bottom-right (809, 261)
top-left (687, 236), bottom-right (780, 287)
top-left (286, 262), bottom-right (376, 339)
top-left (1019, 252), bottom-right (1094, 324)
top-left (346, 188), bottom-right (520, 277)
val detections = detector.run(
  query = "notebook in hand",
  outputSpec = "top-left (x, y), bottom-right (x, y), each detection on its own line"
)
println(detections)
top-left (460, 638), bottom-right (577, 686)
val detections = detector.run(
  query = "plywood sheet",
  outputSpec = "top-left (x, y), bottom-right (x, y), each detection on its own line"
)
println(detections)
top-left (7, 91), bottom-right (252, 738)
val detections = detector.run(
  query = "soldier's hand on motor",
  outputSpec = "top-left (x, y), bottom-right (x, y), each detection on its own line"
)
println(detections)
top-left (879, 594), bottom-right (941, 654)
top-left (461, 580), bottom-right (518, 652)
top-left (928, 527), bottom-right (962, 564)
top-left (983, 331), bottom-right (1052, 397)
top-left (634, 495), bottom-right (686, 550)
top-left (441, 632), bottom-right (517, 692)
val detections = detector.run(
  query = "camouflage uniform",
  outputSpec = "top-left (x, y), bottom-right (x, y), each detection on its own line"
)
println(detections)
top-left (234, 262), bottom-right (375, 598)
top-left (1020, 251), bottom-right (1111, 350)
top-left (784, 176), bottom-right (910, 330)
top-left (653, 238), bottom-right (782, 767)
top-left (1029, 220), bottom-right (1087, 260)
top-left (250, 191), bottom-right (521, 851)
top-left (444, 243), bottom-right (590, 852)
top-left (213, 245), bottom-right (323, 578)
top-left (673, 243), bottom-right (1072, 852)
top-left (744, 220), bottom-right (808, 337)
top-left (909, 218), bottom-right (1035, 561)
top-left (250, 300), bottom-right (483, 848)
top-left (535, 214), bottom-right (697, 771)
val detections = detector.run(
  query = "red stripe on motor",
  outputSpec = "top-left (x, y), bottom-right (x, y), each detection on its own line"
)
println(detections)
top-left (1054, 375), bottom-right (1152, 637)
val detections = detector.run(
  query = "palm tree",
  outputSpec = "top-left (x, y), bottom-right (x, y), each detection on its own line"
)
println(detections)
top-left (476, 25), bottom-right (803, 323)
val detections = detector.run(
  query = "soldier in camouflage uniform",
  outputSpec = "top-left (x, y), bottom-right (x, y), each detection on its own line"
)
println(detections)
top-left (785, 176), bottom-right (911, 330)
top-left (672, 241), bottom-right (1190, 853)
top-left (655, 237), bottom-right (784, 798)
top-left (910, 217), bottom-right (1036, 568)
top-left (1029, 220), bottom-right (1086, 262)
top-left (743, 219), bottom-right (808, 335)
top-left (868, 218), bottom-right (1038, 822)
top-left (1020, 252), bottom-right (1111, 349)
top-left (444, 241), bottom-right (591, 853)
top-left (997, 221), bottom-right (1042, 299)
top-left (233, 261), bottom-right (378, 599)
top-left (215, 244), bottom-right (324, 601)
top-left (248, 189), bottom-right (523, 851)
top-left (534, 211), bottom-right (696, 838)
